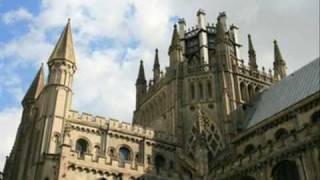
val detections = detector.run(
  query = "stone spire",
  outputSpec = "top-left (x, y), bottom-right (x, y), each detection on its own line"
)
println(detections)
top-left (136, 60), bottom-right (146, 85)
top-left (48, 19), bottom-right (76, 65)
top-left (168, 24), bottom-right (182, 67)
top-left (273, 40), bottom-right (287, 80)
top-left (22, 64), bottom-right (45, 106)
top-left (248, 34), bottom-right (258, 71)
top-left (153, 48), bottom-right (160, 82)
top-left (169, 24), bottom-right (181, 51)
top-left (136, 60), bottom-right (147, 108)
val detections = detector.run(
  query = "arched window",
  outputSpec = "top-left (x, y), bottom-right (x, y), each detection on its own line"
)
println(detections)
top-left (240, 82), bottom-right (246, 101)
top-left (275, 128), bottom-right (289, 141)
top-left (272, 160), bottom-right (300, 180)
top-left (207, 81), bottom-right (212, 98)
top-left (311, 110), bottom-right (320, 123)
top-left (76, 138), bottom-right (89, 159)
top-left (119, 147), bottom-right (131, 164)
top-left (244, 144), bottom-right (255, 156)
top-left (154, 154), bottom-right (166, 174)
top-left (190, 83), bottom-right (195, 100)
top-left (199, 82), bottom-right (204, 99)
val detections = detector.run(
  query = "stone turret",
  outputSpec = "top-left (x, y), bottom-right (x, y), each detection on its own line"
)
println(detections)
top-left (153, 49), bottom-right (160, 82)
top-left (248, 34), bottom-right (258, 71)
top-left (197, 9), bottom-right (209, 64)
top-left (273, 40), bottom-right (287, 80)
top-left (168, 24), bottom-right (182, 67)
top-left (136, 60), bottom-right (147, 108)
top-left (43, 19), bottom-right (77, 154)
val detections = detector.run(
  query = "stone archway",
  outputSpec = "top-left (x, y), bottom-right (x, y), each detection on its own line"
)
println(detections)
top-left (272, 160), bottom-right (300, 180)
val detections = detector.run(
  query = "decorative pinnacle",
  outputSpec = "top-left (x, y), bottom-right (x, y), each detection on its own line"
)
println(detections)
top-left (248, 34), bottom-right (255, 52)
top-left (274, 39), bottom-right (284, 62)
top-left (136, 60), bottom-right (146, 84)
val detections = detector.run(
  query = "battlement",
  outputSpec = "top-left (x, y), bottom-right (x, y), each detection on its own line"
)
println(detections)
top-left (68, 110), bottom-right (177, 143)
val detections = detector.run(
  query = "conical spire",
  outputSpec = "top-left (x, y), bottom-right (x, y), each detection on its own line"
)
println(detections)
top-left (248, 34), bottom-right (258, 70)
top-left (153, 48), bottom-right (160, 81)
top-left (48, 19), bottom-right (76, 64)
top-left (248, 34), bottom-right (255, 54)
top-left (22, 64), bottom-right (45, 105)
top-left (169, 24), bottom-right (181, 50)
top-left (274, 40), bottom-right (284, 63)
top-left (153, 48), bottom-right (160, 68)
top-left (273, 40), bottom-right (287, 80)
top-left (136, 60), bottom-right (146, 84)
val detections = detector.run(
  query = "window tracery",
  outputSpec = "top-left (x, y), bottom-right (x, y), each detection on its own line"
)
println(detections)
top-left (186, 107), bottom-right (223, 159)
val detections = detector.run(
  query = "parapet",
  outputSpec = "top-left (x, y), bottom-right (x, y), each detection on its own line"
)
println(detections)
top-left (68, 110), bottom-right (177, 144)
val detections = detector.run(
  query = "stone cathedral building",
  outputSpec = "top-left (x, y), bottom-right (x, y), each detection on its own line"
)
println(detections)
top-left (2, 9), bottom-right (320, 180)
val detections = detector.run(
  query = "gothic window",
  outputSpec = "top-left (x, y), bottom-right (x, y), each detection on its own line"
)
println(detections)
top-left (311, 110), bottom-right (320, 123)
top-left (272, 160), bottom-right (300, 180)
top-left (187, 109), bottom-right (223, 160)
top-left (275, 128), bottom-right (289, 141)
top-left (119, 146), bottom-right (131, 164)
top-left (76, 138), bottom-right (89, 159)
top-left (154, 154), bottom-right (166, 174)
top-left (199, 82), bottom-right (204, 99)
top-left (190, 83), bottom-right (195, 100)
top-left (240, 82), bottom-right (246, 101)
top-left (244, 144), bottom-right (256, 156)
top-left (207, 81), bottom-right (212, 98)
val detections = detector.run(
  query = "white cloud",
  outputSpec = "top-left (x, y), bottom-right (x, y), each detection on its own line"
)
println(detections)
top-left (1, 7), bottom-right (34, 24)
top-left (0, 107), bottom-right (22, 171)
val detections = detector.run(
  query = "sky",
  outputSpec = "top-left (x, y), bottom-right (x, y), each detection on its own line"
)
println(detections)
top-left (0, 0), bottom-right (319, 171)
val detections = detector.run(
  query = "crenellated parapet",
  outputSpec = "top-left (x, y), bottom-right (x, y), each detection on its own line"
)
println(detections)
top-left (68, 110), bottom-right (177, 144)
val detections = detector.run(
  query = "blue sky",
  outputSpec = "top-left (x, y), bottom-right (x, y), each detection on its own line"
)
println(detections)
top-left (0, 0), bottom-right (319, 171)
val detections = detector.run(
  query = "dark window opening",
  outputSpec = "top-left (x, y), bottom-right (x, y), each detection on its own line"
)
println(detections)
top-left (272, 160), bottom-right (300, 180)
top-left (311, 110), bottom-right (320, 123)
top-left (76, 139), bottom-right (89, 159)
top-left (119, 147), bottom-right (131, 164)
top-left (154, 155), bottom-right (166, 174)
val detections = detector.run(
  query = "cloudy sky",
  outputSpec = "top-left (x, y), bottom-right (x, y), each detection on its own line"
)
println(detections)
top-left (0, 0), bottom-right (319, 170)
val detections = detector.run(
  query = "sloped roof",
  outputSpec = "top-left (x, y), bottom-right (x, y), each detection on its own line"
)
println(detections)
top-left (247, 57), bottom-right (320, 128)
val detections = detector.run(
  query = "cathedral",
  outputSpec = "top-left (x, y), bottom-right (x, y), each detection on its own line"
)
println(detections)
top-left (2, 9), bottom-right (320, 180)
